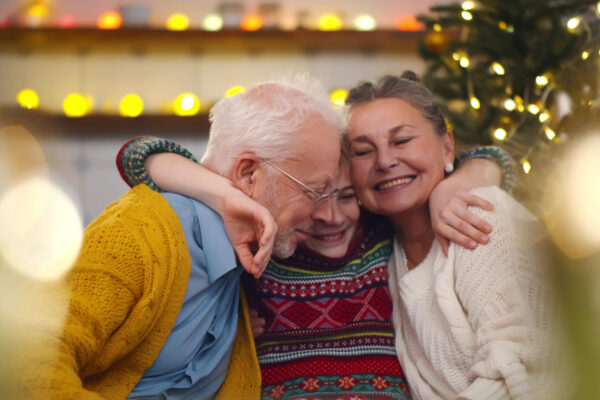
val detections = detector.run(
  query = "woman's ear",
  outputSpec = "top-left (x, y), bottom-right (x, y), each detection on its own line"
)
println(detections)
top-left (229, 153), bottom-right (262, 197)
top-left (442, 130), bottom-right (455, 166)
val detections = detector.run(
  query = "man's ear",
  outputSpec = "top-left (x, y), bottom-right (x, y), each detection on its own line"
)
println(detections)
top-left (229, 153), bottom-right (262, 197)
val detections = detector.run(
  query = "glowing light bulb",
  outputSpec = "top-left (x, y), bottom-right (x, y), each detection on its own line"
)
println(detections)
top-left (545, 127), bottom-right (556, 140)
top-left (459, 56), bottom-right (470, 68)
top-left (470, 96), bottom-right (480, 109)
top-left (354, 14), bottom-right (376, 31)
top-left (567, 17), bottom-right (581, 31)
top-left (498, 21), bottom-right (507, 30)
top-left (462, 1), bottom-right (476, 10)
top-left (452, 52), bottom-right (461, 61)
top-left (119, 94), bottom-right (144, 117)
top-left (396, 16), bottom-right (420, 31)
top-left (225, 86), bottom-right (245, 97)
top-left (503, 98), bottom-right (516, 111)
top-left (97, 11), bottom-right (122, 29)
top-left (330, 89), bottom-right (348, 106)
top-left (461, 11), bottom-right (473, 21)
top-left (493, 128), bottom-right (507, 141)
top-left (491, 62), bottom-right (505, 75)
top-left (17, 88), bottom-right (39, 109)
top-left (241, 14), bottom-right (263, 31)
top-left (319, 14), bottom-right (343, 31)
top-left (203, 13), bottom-right (223, 31)
top-left (597, 2), bottom-right (600, 14)
top-left (581, 50), bottom-right (590, 60)
top-left (527, 104), bottom-right (540, 114)
top-left (173, 93), bottom-right (200, 116)
top-left (433, 23), bottom-right (442, 32)
top-left (535, 75), bottom-right (549, 86)
top-left (63, 93), bottom-right (91, 117)
top-left (521, 159), bottom-right (531, 174)
top-left (166, 13), bottom-right (189, 31)
top-left (539, 111), bottom-right (550, 123)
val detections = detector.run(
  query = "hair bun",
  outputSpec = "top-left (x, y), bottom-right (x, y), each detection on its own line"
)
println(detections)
top-left (400, 70), bottom-right (420, 82)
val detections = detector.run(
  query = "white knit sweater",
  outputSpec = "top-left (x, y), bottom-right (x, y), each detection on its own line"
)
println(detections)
top-left (388, 186), bottom-right (559, 400)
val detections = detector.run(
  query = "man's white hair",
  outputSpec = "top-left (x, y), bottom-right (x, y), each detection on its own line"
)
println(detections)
top-left (201, 74), bottom-right (345, 174)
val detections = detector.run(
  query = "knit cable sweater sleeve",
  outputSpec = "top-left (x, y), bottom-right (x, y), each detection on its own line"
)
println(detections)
top-left (116, 136), bottom-right (198, 191)
top-left (15, 186), bottom-right (190, 400)
top-left (449, 186), bottom-right (554, 400)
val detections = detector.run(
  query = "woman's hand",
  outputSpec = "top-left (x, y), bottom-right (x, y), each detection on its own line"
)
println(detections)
top-left (249, 308), bottom-right (266, 338)
top-left (222, 192), bottom-right (276, 278)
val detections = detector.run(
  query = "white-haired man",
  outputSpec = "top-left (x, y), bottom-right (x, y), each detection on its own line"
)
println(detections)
top-left (18, 77), bottom-right (342, 400)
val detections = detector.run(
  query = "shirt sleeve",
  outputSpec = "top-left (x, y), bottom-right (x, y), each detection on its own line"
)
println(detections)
top-left (116, 136), bottom-right (198, 191)
top-left (457, 146), bottom-right (517, 193)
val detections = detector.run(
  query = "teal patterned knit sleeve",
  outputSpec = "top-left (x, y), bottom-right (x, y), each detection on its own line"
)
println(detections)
top-left (116, 136), bottom-right (198, 192)
top-left (457, 146), bottom-right (517, 193)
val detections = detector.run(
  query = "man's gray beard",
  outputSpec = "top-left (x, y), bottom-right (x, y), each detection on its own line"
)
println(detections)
top-left (265, 179), bottom-right (296, 259)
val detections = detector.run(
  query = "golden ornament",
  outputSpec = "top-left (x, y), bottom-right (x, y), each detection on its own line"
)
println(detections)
top-left (424, 30), bottom-right (450, 54)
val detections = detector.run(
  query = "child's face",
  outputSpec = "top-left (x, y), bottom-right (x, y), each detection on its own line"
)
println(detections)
top-left (304, 167), bottom-right (360, 258)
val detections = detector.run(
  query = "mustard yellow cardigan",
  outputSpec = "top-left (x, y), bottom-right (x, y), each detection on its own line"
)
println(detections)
top-left (15, 185), bottom-right (260, 399)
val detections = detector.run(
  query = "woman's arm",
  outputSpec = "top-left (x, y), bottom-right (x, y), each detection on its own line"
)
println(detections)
top-left (430, 146), bottom-right (517, 254)
top-left (116, 136), bottom-right (275, 278)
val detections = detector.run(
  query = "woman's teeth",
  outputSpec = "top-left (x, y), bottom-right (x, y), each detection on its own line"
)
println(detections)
top-left (316, 232), bottom-right (344, 241)
top-left (377, 176), bottom-right (414, 191)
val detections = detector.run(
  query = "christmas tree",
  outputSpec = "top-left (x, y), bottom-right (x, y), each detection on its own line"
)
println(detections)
top-left (417, 0), bottom-right (600, 205)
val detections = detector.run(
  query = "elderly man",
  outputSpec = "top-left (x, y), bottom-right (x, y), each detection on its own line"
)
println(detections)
top-left (18, 77), bottom-right (342, 399)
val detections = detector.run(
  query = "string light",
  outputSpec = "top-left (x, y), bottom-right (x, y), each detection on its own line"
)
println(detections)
top-left (166, 13), bottom-right (189, 31)
top-left (545, 127), bottom-right (556, 140)
top-left (433, 23), bottom-right (442, 32)
top-left (581, 50), bottom-right (590, 60)
top-left (318, 14), bottom-right (343, 31)
top-left (459, 56), bottom-right (470, 68)
top-left (452, 52), bottom-right (461, 61)
top-left (461, 11), bottom-right (473, 21)
top-left (503, 98), bottom-right (516, 111)
top-left (354, 14), bottom-right (376, 31)
top-left (521, 159), bottom-right (531, 174)
top-left (173, 93), bottom-right (200, 116)
top-left (63, 93), bottom-right (91, 117)
top-left (97, 11), bottom-right (122, 29)
top-left (539, 111), bottom-right (550, 123)
top-left (461, 1), bottom-right (476, 10)
top-left (203, 14), bottom-right (223, 31)
top-left (241, 14), bottom-right (263, 31)
top-left (470, 96), bottom-right (480, 109)
top-left (16, 89), bottom-right (39, 109)
top-left (527, 104), bottom-right (540, 114)
top-left (330, 89), bottom-right (348, 106)
top-left (225, 86), bottom-right (245, 97)
top-left (119, 94), bottom-right (144, 117)
top-left (490, 62), bottom-right (505, 75)
top-left (566, 16), bottom-right (581, 32)
top-left (535, 74), bottom-right (549, 86)
top-left (498, 21), bottom-right (507, 30)
top-left (493, 128), bottom-right (507, 141)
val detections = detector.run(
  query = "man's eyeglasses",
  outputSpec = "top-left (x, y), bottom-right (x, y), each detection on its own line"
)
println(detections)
top-left (259, 158), bottom-right (339, 205)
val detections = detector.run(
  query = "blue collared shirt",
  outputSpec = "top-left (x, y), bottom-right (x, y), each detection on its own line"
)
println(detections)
top-left (128, 193), bottom-right (243, 400)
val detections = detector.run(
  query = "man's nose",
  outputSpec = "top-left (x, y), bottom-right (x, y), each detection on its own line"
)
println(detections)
top-left (311, 196), bottom-right (342, 224)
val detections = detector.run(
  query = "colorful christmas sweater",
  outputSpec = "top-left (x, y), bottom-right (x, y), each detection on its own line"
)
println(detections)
top-left (243, 212), bottom-right (411, 400)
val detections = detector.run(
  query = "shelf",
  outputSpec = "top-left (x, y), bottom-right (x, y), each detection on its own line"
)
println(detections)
top-left (0, 28), bottom-right (424, 53)
top-left (0, 107), bottom-right (210, 136)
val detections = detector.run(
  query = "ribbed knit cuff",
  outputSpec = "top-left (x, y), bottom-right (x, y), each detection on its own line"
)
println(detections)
top-left (458, 377), bottom-right (509, 400)
top-left (116, 136), bottom-right (198, 192)
top-left (457, 146), bottom-right (517, 193)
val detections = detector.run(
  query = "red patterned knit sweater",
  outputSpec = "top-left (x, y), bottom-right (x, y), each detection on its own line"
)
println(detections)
top-left (243, 212), bottom-right (411, 400)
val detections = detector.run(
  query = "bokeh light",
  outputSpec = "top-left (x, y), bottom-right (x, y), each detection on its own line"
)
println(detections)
top-left (491, 62), bottom-right (505, 75)
top-left (567, 16), bottom-right (581, 32)
top-left (0, 176), bottom-right (82, 281)
top-left (119, 94), bottom-right (144, 117)
top-left (241, 14), bottom-right (263, 31)
top-left (173, 93), bottom-right (200, 116)
top-left (396, 16), bottom-right (420, 31)
top-left (97, 11), bottom-right (122, 30)
top-left (318, 14), bottom-right (343, 31)
top-left (330, 89), bottom-right (348, 106)
top-left (62, 93), bottom-right (91, 117)
top-left (59, 14), bottom-right (77, 28)
top-left (493, 128), bottom-right (507, 141)
top-left (203, 13), bottom-right (223, 31)
top-left (16, 89), bottom-right (39, 110)
top-left (225, 85), bottom-right (246, 97)
top-left (166, 13), bottom-right (189, 31)
top-left (470, 96), bottom-right (480, 109)
top-left (354, 14), bottom-right (376, 31)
